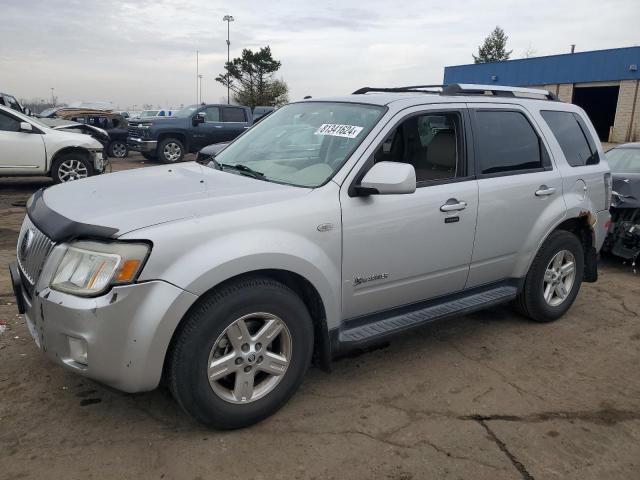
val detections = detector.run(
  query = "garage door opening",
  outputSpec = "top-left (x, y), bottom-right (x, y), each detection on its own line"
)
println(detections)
top-left (572, 85), bottom-right (620, 141)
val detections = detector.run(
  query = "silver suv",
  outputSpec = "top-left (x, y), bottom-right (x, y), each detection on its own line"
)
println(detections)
top-left (10, 84), bottom-right (611, 428)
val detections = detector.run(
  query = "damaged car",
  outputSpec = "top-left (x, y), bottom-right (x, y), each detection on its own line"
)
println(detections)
top-left (602, 143), bottom-right (640, 267)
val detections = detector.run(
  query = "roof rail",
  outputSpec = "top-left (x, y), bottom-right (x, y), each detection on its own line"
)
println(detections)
top-left (442, 84), bottom-right (558, 101)
top-left (352, 85), bottom-right (444, 95)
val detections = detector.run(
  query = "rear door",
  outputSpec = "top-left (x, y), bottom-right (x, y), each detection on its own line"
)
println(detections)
top-left (466, 103), bottom-right (565, 288)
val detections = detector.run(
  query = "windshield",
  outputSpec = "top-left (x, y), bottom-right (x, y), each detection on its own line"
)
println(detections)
top-left (141, 110), bottom-right (159, 117)
top-left (171, 105), bottom-right (199, 118)
top-left (606, 147), bottom-right (640, 174)
top-left (212, 102), bottom-right (385, 187)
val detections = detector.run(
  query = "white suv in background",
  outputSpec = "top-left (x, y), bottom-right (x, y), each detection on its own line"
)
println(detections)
top-left (0, 105), bottom-right (105, 183)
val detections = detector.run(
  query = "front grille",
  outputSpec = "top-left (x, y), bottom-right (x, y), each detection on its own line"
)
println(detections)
top-left (128, 127), bottom-right (142, 138)
top-left (16, 216), bottom-right (55, 286)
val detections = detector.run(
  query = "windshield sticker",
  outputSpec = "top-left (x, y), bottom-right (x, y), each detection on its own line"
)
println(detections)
top-left (315, 124), bottom-right (364, 139)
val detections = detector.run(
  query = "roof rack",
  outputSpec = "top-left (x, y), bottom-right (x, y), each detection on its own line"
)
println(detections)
top-left (352, 83), bottom-right (558, 101)
top-left (442, 84), bottom-right (558, 101)
top-left (352, 85), bottom-right (444, 95)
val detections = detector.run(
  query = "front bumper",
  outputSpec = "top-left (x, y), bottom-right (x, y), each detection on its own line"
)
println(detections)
top-left (127, 137), bottom-right (157, 153)
top-left (11, 260), bottom-right (197, 393)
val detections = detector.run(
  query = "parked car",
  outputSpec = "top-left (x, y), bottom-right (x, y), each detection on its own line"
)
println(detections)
top-left (1, 92), bottom-right (27, 114)
top-left (0, 105), bottom-right (105, 183)
top-left (127, 104), bottom-right (252, 163)
top-left (602, 143), bottom-right (640, 265)
top-left (140, 109), bottom-right (173, 118)
top-left (10, 84), bottom-right (610, 429)
top-left (53, 109), bottom-right (129, 158)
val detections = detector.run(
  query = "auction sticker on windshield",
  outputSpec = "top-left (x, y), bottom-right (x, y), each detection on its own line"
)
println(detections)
top-left (315, 124), bottom-right (363, 139)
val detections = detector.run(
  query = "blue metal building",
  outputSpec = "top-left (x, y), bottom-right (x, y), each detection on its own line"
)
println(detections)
top-left (443, 46), bottom-right (640, 142)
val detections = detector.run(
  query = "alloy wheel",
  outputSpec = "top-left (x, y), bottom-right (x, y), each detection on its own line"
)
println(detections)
top-left (207, 312), bottom-right (292, 404)
top-left (543, 249), bottom-right (576, 307)
top-left (58, 159), bottom-right (89, 182)
top-left (163, 142), bottom-right (182, 162)
top-left (111, 142), bottom-right (127, 158)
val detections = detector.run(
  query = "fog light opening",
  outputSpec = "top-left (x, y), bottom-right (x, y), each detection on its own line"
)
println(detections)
top-left (68, 337), bottom-right (88, 366)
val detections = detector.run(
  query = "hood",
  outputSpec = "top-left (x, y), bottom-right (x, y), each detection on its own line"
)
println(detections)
top-left (38, 162), bottom-right (310, 239)
top-left (612, 173), bottom-right (640, 209)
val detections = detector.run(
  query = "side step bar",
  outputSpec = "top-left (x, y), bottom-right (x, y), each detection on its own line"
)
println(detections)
top-left (338, 285), bottom-right (518, 349)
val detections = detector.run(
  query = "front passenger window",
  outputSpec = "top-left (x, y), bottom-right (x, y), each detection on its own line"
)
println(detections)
top-left (0, 111), bottom-right (20, 132)
top-left (201, 107), bottom-right (220, 122)
top-left (373, 112), bottom-right (461, 182)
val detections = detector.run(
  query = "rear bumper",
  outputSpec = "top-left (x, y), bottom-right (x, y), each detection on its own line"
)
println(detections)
top-left (594, 209), bottom-right (612, 251)
top-left (127, 137), bottom-right (157, 153)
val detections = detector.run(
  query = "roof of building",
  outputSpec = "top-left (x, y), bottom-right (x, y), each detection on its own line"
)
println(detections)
top-left (444, 46), bottom-right (640, 86)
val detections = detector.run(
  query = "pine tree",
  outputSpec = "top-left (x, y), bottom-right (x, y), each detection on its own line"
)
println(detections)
top-left (473, 26), bottom-right (513, 64)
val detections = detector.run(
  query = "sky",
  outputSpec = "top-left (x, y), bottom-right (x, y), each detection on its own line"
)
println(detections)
top-left (1, 0), bottom-right (638, 110)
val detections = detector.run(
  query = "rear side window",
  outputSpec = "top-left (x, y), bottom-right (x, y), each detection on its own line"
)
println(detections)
top-left (222, 107), bottom-right (246, 123)
top-left (541, 110), bottom-right (599, 166)
top-left (475, 110), bottom-right (544, 175)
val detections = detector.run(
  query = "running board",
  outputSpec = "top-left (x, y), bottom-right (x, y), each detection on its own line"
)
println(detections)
top-left (338, 285), bottom-right (518, 348)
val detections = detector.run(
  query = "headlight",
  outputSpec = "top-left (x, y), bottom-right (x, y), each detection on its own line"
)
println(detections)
top-left (51, 240), bottom-right (150, 296)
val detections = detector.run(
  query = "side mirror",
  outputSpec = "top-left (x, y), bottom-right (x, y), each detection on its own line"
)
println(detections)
top-left (19, 122), bottom-right (33, 133)
top-left (356, 161), bottom-right (416, 195)
top-left (193, 112), bottom-right (206, 125)
top-left (24, 108), bottom-right (33, 116)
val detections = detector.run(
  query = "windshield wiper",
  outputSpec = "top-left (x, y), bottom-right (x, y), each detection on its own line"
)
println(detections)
top-left (219, 163), bottom-right (266, 179)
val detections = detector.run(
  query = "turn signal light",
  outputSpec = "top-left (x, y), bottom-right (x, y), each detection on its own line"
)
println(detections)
top-left (116, 260), bottom-right (142, 282)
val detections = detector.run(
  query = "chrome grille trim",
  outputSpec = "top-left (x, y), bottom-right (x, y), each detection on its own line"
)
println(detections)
top-left (127, 127), bottom-right (142, 138)
top-left (16, 216), bottom-right (56, 286)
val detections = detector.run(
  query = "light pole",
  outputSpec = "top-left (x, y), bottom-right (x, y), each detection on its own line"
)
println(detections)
top-left (222, 14), bottom-right (234, 104)
top-left (196, 50), bottom-right (199, 105)
top-left (198, 74), bottom-right (204, 103)
top-left (50, 87), bottom-right (55, 106)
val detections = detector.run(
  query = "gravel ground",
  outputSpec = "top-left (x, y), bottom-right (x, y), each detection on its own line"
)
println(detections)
top-left (1, 153), bottom-right (639, 480)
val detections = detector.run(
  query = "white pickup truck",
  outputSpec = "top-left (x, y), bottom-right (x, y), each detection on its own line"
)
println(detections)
top-left (0, 105), bottom-right (105, 183)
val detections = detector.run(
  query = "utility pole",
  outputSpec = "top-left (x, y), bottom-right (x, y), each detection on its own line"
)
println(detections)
top-left (223, 15), bottom-right (234, 104)
top-left (196, 50), bottom-right (199, 105)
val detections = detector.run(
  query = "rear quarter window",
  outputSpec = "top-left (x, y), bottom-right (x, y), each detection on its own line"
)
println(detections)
top-left (541, 110), bottom-right (599, 167)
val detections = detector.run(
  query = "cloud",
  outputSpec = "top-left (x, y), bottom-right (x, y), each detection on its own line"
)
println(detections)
top-left (0, 0), bottom-right (638, 108)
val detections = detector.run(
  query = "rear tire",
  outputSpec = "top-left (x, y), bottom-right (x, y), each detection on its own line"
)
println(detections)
top-left (157, 138), bottom-right (185, 163)
top-left (514, 230), bottom-right (584, 322)
top-left (169, 277), bottom-right (314, 429)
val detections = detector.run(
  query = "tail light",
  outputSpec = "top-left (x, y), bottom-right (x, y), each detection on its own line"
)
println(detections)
top-left (604, 172), bottom-right (612, 209)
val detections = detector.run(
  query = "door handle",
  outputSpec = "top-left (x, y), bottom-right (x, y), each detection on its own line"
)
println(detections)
top-left (440, 200), bottom-right (467, 212)
top-left (214, 125), bottom-right (223, 129)
top-left (535, 186), bottom-right (556, 197)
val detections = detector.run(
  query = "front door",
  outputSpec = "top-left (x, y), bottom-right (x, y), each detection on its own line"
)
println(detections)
top-left (340, 106), bottom-right (479, 319)
top-left (191, 106), bottom-right (225, 150)
top-left (0, 111), bottom-right (45, 174)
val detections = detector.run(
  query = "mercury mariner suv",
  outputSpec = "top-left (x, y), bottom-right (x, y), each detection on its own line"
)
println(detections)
top-left (10, 84), bottom-right (611, 429)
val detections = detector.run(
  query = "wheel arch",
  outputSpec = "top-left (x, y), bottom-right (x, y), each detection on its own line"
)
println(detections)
top-left (526, 213), bottom-right (598, 283)
top-left (50, 147), bottom-right (92, 174)
top-left (163, 268), bottom-right (333, 386)
top-left (157, 131), bottom-right (188, 151)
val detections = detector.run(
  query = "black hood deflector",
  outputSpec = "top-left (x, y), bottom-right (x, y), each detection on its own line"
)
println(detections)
top-left (27, 189), bottom-right (119, 242)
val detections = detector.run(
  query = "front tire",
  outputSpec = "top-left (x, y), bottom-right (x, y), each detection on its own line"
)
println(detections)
top-left (169, 277), bottom-right (314, 429)
top-left (157, 138), bottom-right (185, 163)
top-left (515, 230), bottom-right (584, 322)
top-left (107, 141), bottom-right (128, 158)
top-left (51, 153), bottom-right (94, 184)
